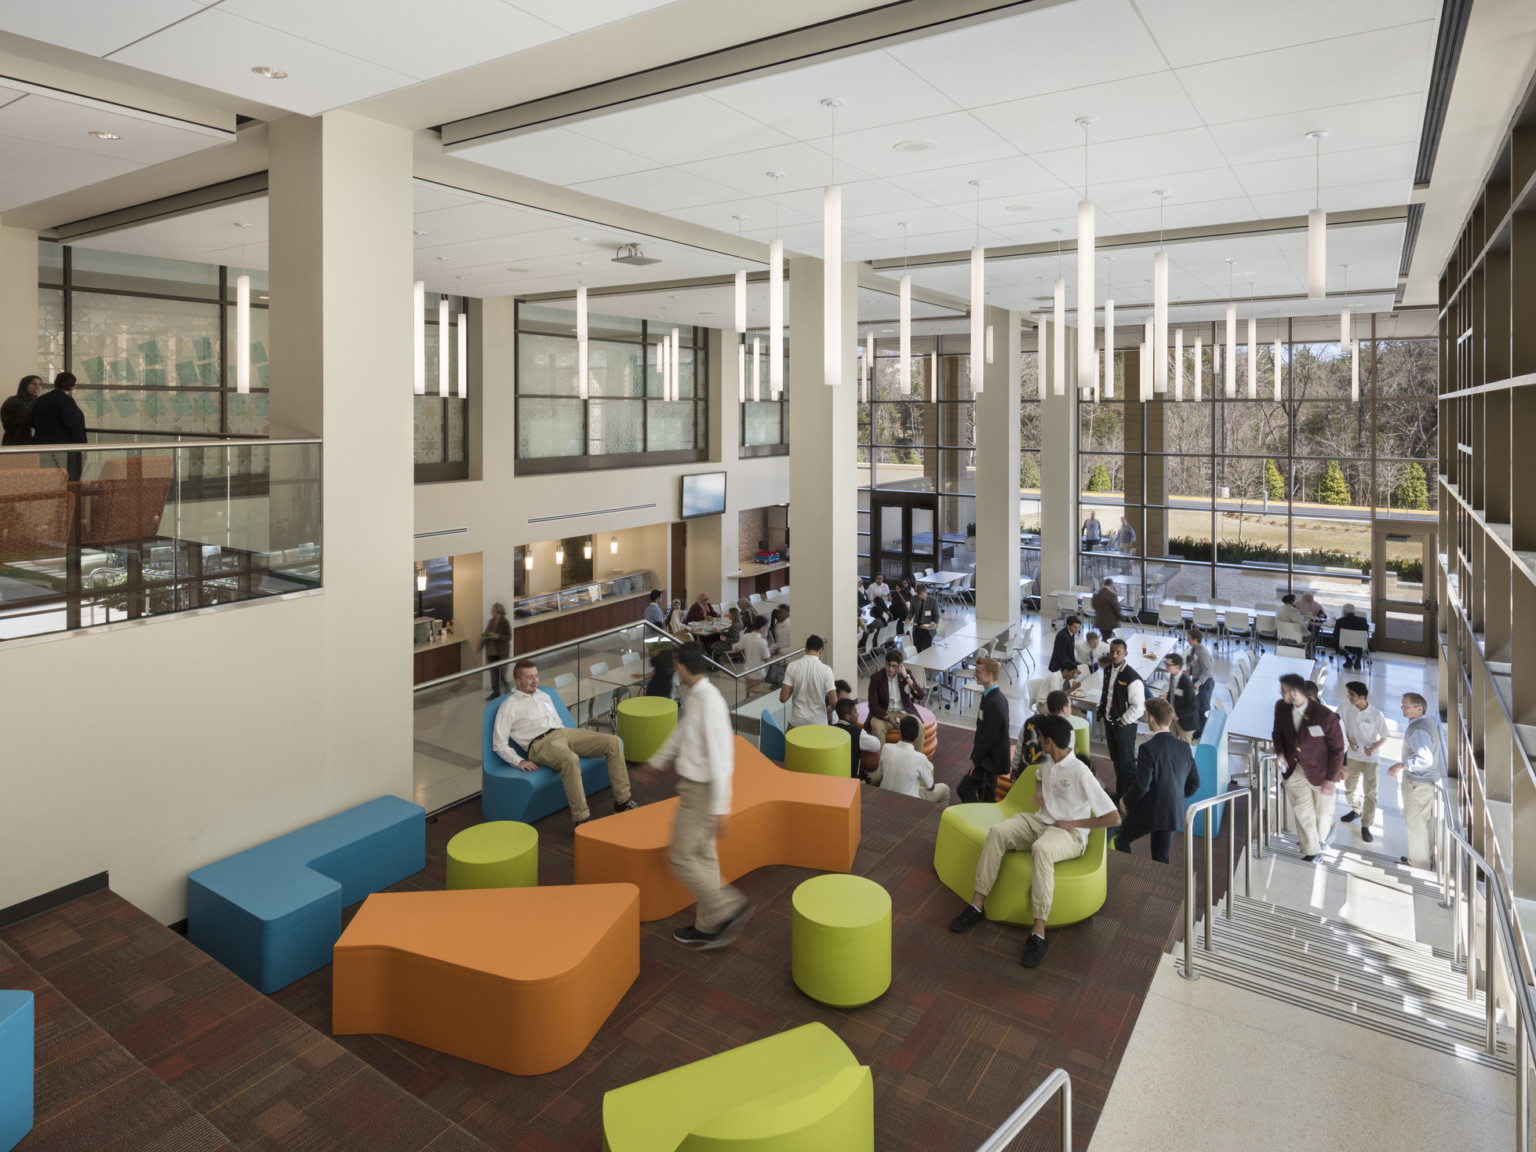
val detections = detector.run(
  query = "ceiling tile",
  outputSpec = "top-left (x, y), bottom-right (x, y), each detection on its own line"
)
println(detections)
top-left (818, 111), bottom-right (1016, 181)
top-left (0, 0), bottom-right (203, 57)
top-left (1205, 94), bottom-right (1425, 167)
top-left (1233, 142), bottom-right (1416, 198)
top-left (1102, 196), bottom-right (1260, 234)
top-left (1136, 0), bottom-right (1439, 69)
top-left (413, 181), bottom-right (481, 214)
top-left (1084, 166), bottom-right (1251, 214)
top-left (1175, 24), bottom-right (1436, 125)
top-left (566, 94), bottom-right (795, 166)
top-left (893, 154), bottom-right (1068, 205)
top-left (108, 8), bottom-right (419, 115)
top-left (568, 167), bottom-right (747, 212)
top-left (886, 0), bottom-right (1163, 108)
top-left (453, 126), bottom-right (654, 184)
top-left (1032, 127), bottom-right (1229, 187)
top-left (972, 71), bottom-right (1205, 154)
top-left (510, 0), bottom-right (682, 36)
top-left (217, 0), bottom-right (565, 80)
top-left (0, 93), bottom-right (229, 166)
top-left (661, 196), bottom-right (817, 233)
top-left (0, 134), bottom-right (142, 213)
top-left (675, 140), bottom-right (860, 195)
top-left (1248, 179), bottom-right (1414, 219)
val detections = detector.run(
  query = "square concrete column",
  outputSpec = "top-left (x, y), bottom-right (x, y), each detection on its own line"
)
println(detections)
top-left (266, 111), bottom-right (416, 799)
top-left (788, 256), bottom-right (859, 683)
top-left (975, 306), bottom-right (1021, 624)
top-left (1039, 317), bottom-right (1077, 595)
top-left (0, 224), bottom-right (39, 380)
top-left (686, 328), bottom-right (743, 605)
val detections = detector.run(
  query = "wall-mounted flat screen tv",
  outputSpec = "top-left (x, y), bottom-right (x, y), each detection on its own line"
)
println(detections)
top-left (680, 471), bottom-right (727, 519)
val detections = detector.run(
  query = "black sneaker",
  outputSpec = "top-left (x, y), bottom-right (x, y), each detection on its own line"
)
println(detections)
top-left (1021, 934), bottom-right (1050, 968)
top-left (1361, 826), bottom-right (1374, 843)
top-left (1340, 811), bottom-right (1359, 824)
top-left (1302, 854), bottom-right (1318, 862)
top-left (614, 799), bottom-right (638, 814)
top-left (949, 904), bottom-right (986, 933)
top-left (712, 903), bottom-right (756, 948)
top-left (673, 925), bottom-right (722, 949)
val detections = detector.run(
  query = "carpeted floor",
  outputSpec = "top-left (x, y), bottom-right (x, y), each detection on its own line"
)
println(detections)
top-left (267, 725), bottom-right (1195, 1152)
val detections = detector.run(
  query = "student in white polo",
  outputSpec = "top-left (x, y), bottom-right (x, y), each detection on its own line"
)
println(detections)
top-left (777, 634), bottom-right (836, 729)
top-left (1338, 681), bottom-right (1390, 843)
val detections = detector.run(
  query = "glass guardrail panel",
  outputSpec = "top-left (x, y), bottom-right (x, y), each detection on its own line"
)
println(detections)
top-left (0, 442), bottom-right (320, 642)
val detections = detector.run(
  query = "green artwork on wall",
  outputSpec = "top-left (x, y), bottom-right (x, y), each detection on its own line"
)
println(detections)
top-left (111, 392), bottom-right (137, 418)
top-left (198, 362), bottom-right (216, 387)
top-left (257, 364), bottom-right (270, 387)
top-left (229, 394), bottom-right (246, 417)
top-left (138, 340), bottom-right (163, 366)
top-left (175, 360), bottom-right (199, 386)
top-left (83, 392), bottom-right (107, 418)
top-left (171, 393), bottom-right (193, 417)
top-left (192, 336), bottom-right (213, 361)
top-left (254, 394), bottom-right (268, 417)
top-left (142, 393), bottom-right (165, 419)
top-left (143, 368), bottom-right (166, 388)
top-left (193, 394), bottom-right (216, 419)
top-left (109, 357), bottom-right (136, 383)
top-left (83, 356), bottom-right (106, 385)
top-left (251, 340), bottom-right (267, 365)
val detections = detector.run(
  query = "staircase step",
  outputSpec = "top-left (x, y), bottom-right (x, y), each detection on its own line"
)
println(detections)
top-left (1, 890), bottom-right (493, 1152)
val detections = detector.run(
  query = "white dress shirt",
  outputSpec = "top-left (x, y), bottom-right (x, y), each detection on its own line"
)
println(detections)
top-left (1033, 668), bottom-right (1083, 710)
top-left (1342, 702), bottom-right (1389, 763)
top-left (492, 688), bottom-right (565, 764)
top-left (1075, 638), bottom-right (1110, 668)
top-left (782, 653), bottom-right (836, 728)
top-left (649, 676), bottom-right (735, 815)
top-left (1107, 663), bottom-right (1146, 725)
top-left (877, 741), bottom-right (936, 798)
top-left (1036, 752), bottom-right (1116, 846)
top-left (770, 614), bottom-right (792, 653)
top-left (735, 630), bottom-right (771, 670)
top-left (868, 579), bottom-right (890, 601)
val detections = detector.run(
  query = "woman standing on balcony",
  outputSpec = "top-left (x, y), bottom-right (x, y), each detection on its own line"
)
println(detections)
top-left (0, 375), bottom-right (42, 445)
top-left (481, 602), bottom-right (512, 700)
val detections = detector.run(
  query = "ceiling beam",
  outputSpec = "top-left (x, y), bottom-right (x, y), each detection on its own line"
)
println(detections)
top-left (869, 205), bottom-right (1410, 271)
top-left (55, 172), bottom-right (267, 243)
top-left (1019, 285), bottom-right (1398, 318)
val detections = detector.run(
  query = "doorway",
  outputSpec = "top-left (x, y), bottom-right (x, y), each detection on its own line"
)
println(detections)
top-left (1372, 521), bottom-right (1436, 657)
top-left (870, 490), bottom-right (940, 582)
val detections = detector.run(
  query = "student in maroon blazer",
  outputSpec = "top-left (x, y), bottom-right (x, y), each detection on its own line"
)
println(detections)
top-left (866, 650), bottom-right (926, 744)
top-left (1271, 673), bottom-right (1346, 861)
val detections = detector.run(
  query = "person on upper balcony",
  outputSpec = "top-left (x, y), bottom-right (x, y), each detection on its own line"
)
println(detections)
top-left (0, 375), bottom-right (42, 445)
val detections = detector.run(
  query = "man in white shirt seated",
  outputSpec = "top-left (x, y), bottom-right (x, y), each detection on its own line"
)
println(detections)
top-left (642, 644), bottom-right (753, 950)
top-left (734, 616), bottom-right (773, 687)
top-left (1277, 593), bottom-right (1305, 628)
top-left (867, 575), bottom-right (891, 602)
top-left (1075, 629), bottom-right (1110, 669)
top-left (950, 714), bottom-right (1118, 968)
top-left (869, 716), bottom-right (950, 804)
top-left (1338, 680), bottom-right (1390, 844)
top-left (778, 634), bottom-right (837, 729)
top-left (1031, 663), bottom-right (1084, 712)
top-left (492, 659), bottom-right (638, 827)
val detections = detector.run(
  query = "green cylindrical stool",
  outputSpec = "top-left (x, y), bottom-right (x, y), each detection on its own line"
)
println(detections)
top-left (446, 821), bottom-right (538, 890)
top-left (615, 696), bottom-right (678, 763)
top-left (791, 874), bottom-right (891, 1007)
top-left (784, 724), bottom-right (850, 777)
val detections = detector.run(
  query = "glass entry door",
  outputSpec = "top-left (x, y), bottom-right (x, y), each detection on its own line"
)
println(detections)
top-left (1372, 521), bottom-right (1437, 656)
top-left (871, 491), bottom-right (939, 581)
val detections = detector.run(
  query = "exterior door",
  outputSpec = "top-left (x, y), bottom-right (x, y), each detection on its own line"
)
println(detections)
top-left (1372, 521), bottom-right (1436, 656)
top-left (870, 491), bottom-right (939, 581)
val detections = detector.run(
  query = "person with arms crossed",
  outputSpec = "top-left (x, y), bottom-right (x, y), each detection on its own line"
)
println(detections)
top-left (778, 634), bottom-right (836, 729)
top-left (950, 714), bottom-right (1118, 968)
top-left (1389, 692), bottom-right (1443, 870)
top-left (1271, 672), bottom-right (1345, 861)
top-left (1098, 638), bottom-right (1145, 806)
top-left (1114, 698), bottom-right (1200, 864)
top-left (873, 715), bottom-right (950, 804)
top-left (1338, 681), bottom-right (1390, 843)
top-left (958, 657), bottom-right (1009, 803)
top-left (642, 645), bottom-right (754, 950)
top-left (492, 660), bottom-right (638, 828)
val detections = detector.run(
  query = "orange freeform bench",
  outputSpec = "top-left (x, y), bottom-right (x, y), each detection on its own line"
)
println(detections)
top-left (331, 884), bottom-right (639, 1076)
top-left (575, 736), bottom-right (861, 921)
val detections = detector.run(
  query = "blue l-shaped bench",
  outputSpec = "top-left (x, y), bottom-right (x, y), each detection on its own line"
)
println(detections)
top-left (187, 795), bottom-right (425, 994)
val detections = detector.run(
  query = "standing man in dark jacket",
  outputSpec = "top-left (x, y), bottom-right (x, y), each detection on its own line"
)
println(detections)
top-left (1115, 698), bottom-right (1200, 863)
top-left (1049, 615), bottom-right (1082, 673)
top-left (910, 585), bottom-right (940, 652)
top-left (1162, 653), bottom-right (1199, 735)
top-left (959, 657), bottom-right (1008, 803)
top-left (1099, 638), bottom-right (1146, 804)
top-left (30, 371), bottom-right (86, 480)
top-left (1272, 672), bottom-right (1346, 861)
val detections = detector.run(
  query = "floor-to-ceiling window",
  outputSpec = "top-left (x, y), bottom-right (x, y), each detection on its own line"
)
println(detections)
top-left (414, 291), bottom-right (470, 483)
top-left (738, 327), bottom-right (788, 456)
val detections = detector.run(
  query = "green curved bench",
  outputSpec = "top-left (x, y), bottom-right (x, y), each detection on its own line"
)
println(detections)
top-left (932, 764), bottom-right (1108, 928)
top-left (603, 1022), bottom-right (872, 1152)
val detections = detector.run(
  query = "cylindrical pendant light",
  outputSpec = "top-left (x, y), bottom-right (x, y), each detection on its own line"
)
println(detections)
top-left (1273, 336), bottom-right (1283, 402)
top-left (437, 297), bottom-right (450, 397)
top-left (930, 349), bottom-right (939, 403)
top-left (1224, 303), bottom-right (1236, 398)
top-left (824, 183), bottom-right (842, 387)
top-left (1194, 334), bottom-right (1203, 403)
top-left (555, 544), bottom-right (564, 565)
top-left (1141, 317), bottom-right (1153, 402)
top-left (235, 273), bottom-right (250, 394)
top-left (898, 274), bottom-right (912, 395)
top-left (584, 539), bottom-right (592, 560)
top-left (671, 327), bottom-right (680, 402)
top-left (457, 309), bottom-right (467, 399)
top-left (1340, 304), bottom-right (1352, 349)
top-left (738, 341), bottom-right (746, 404)
top-left (1036, 314), bottom-right (1048, 399)
top-left (1138, 341), bottom-right (1148, 402)
top-left (970, 245), bottom-right (986, 394)
top-left (658, 338), bottom-right (668, 400)
top-left (1103, 297), bottom-right (1114, 399)
top-left (1246, 314), bottom-right (1257, 400)
top-left (752, 335), bottom-right (761, 402)
top-left (1174, 328), bottom-right (1184, 401)
top-left (575, 286), bottom-right (589, 401)
top-left (1153, 252), bottom-right (1168, 393)
top-left (1306, 131), bottom-right (1328, 298)
top-left (769, 238), bottom-right (784, 396)
top-left (1052, 278), bottom-right (1065, 395)
top-left (610, 535), bottom-right (618, 554)
top-left (524, 551), bottom-right (533, 571)
top-left (864, 331), bottom-right (874, 401)
top-left (985, 324), bottom-right (994, 366)
top-left (734, 269), bottom-right (746, 336)
top-left (412, 280), bottom-right (426, 394)
top-left (1077, 200), bottom-right (1095, 392)
top-left (1351, 339), bottom-right (1360, 403)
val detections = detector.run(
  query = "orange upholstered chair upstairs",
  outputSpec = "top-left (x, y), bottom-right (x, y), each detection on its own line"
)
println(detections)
top-left (575, 736), bottom-right (861, 921)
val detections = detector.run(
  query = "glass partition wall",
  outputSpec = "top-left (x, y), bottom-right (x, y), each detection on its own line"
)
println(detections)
top-left (1079, 318), bottom-right (1437, 615)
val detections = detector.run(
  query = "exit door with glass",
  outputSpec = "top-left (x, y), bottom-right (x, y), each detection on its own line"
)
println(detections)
top-left (870, 492), bottom-right (939, 581)
top-left (1372, 522), bottom-right (1436, 657)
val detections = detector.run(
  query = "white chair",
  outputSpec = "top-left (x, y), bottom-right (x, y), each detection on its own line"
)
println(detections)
top-left (1071, 584), bottom-right (1090, 594)
top-left (749, 593), bottom-right (762, 607)
top-left (1223, 609), bottom-right (1253, 651)
top-left (1054, 592), bottom-right (1080, 627)
top-left (764, 589), bottom-right (779, 601)
top-left (588, 661), bottom-right (610, 677)
top-left (585, 686), bottom-right (617, 731)
top-left (1231, 665), bottom-right (1247, 697)
top-left (1026, 676), bottom-right (1047, 707)
top-left (779, 584), bottom-right (789, 598)
top-left (554, 673), bottom-right (577, 689)
top-left (1158, 600), bottom-right (1185, 635)
top-left (1311, 663), bottom-right (1329, 692)
top-left (1174, 594), bottom-right (1197, 603)
top-left (622, 651), bottom-right (641, 667)
top-left (1277, 643), bottom-right (1306, 658)
top-left (1338, 627), bottom-right (1371, 669)
top-left (1211, 597), bottom-right (1232, 607)
top-left (901, 637), bottom-right (918, 661)
top-left (1212, 696), bottom-right (1228, 713)
top-left (1254, 609), bottom-right (1278, 649)
top-left (1192, 606), bottom-right (1220, 646)
top-left (1277, 618), bottom-right (1306, 655)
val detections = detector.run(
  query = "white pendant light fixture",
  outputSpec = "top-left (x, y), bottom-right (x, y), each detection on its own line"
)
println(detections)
top-left (738, 340), bottom-right (746, 404)
top-left (752, 335), bottom-right (761, 402)
top-left (1193, 318), bottom-right (1203, 404)
top-left (734, 267), bottom-right (747, 404)
top-left (1102, 257), bottom-right (1114, 400)
top-left (457, 307), bottom-right (467, 399)
top-left (575, 285), bottom-right (589, 401)
top-left (863, 331), bottom-right (874, 401)
top-left (1246, 283), bottom-right (1257, 401)
top-left (1174, 328), bottom-right (1184, 401)
top-left (1273, 332), bottom-right (1284, 403)
top-left (822, 98), bottom-right (844, 389)
top-left (657, 336), bottom-right (668, 400)
top-left (1036, 313), bottom-right (1048, 400)
top-left (1153, 190), bottom-right (1169, 394)
top-left (524, 550), bottom-right (533, 572)
top-left (1141, 316), bottom-right (1153, 402)
top-left (1076, 118), bottom-right (1096, 394)
top-left (930, 348), bottom-right (939, 403)
top-left (233, 222), bottom-right (251, 394)
top-left (584, 539), bottom-right (593, 560)
top-left (555, 543), bottom-right (564, 565)
top-left (1306, 131), bottom-right (1328, 298)
top-left (1341, 264), bottom-right (1358, 402)
top-left (610, 535), bottom-right (618, 555)
top-left (413, 279), bottom-right (426, 394)
top-left (734, 268), bottom-right (747, 337)
top-left (1052, 227), bottom-right (1066, 396)
top-left (969, 179), bottom-right (986, 394)
top-left (1223, 260), bottom-right (1236, 399)
top-left (768, 171), bottom-right (785, 398)
top-left (670, 327), bottom-right (681, 402)
top-left (438, 296), bottom-right (450, 398)
top-left (898, 223), bottom-right (913, 396)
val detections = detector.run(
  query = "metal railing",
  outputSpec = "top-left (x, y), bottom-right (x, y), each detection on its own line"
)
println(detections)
top-left (974, 1068), bottom-right (1071, 1152)
top-left (1179, 788), bottom-right (1254, 981)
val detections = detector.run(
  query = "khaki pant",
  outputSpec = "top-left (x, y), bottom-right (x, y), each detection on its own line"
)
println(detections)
top-left (1402, 777), bottom-right (1437, 869)
top-left (1284, 771), bottom-right (1335, 858)
top-left (1343, 756), bottom-right (1379, 826)
top-left (865, 765), bottom-right (950, 805)
top-left (529, 728), bottom-right (630, 823)
top-left (866, 710), bottom-right (909, 746)
top-left (668, 776), bottom-right (747, 932)
top-left (974, 811), bottom-right (1085, 922)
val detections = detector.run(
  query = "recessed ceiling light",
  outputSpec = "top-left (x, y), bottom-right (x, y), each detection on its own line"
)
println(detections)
top-left (699, 311), bottom-right (715, 316)
top-left (88, 131), bottom-right (119, 140)
top-left (893, 140), bottom-right (937, 153)
top-left (456, 276), bottom-right (468, 281)
top-left (413, 230), bottom-right (427, 236)
top-left (505, 267), bottom-right (530, 273)
top-left (251, 66), bottom-right (288, 79)
top-left (1004, 203), bottom-right (1033, 213)
top-left (436, 256), bottom-right (451, 261)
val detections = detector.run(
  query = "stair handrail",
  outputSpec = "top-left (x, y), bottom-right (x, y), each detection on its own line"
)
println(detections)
top-left (973, 1067), bottom-right (1071, 1152)
top-left (1178, 788), bottom-right (1254, 982)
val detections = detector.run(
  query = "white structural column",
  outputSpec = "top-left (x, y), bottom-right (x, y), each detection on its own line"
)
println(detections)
top-left (267, 111), bottom-right (415, 805)
top-left (1039, 316), bottom-right (1077, 595)
top-left (687, 328), bottom-right (742, 604)
top-left (789, 255), bottom-right (859, 683)
top-left (0, 224), bottom-right (39, 378)
top-left (975, 306), bottom-right (1021, 623)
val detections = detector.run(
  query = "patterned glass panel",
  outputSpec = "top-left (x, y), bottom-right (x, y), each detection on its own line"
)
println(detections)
top-left (70, 291), bottom-right (222, 433)
top-left (227, 393), bottom-right (269, 436)
top-left (415, 394), bottom-right (444, 464)
top-left (743, 401), bottom-right (782, 446)
top-left (587, 398), bottom-right (644, 455)
top-left (225, 305), bottom-right (270, 391)
top-left (518, 398), bottom-right (584, 457)
top-left (38, 287), bottom-right (63, 379)
top-left (447, 398), bottom-right (466, 463)
top-left (646, 400), bottom-right (696, 450)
